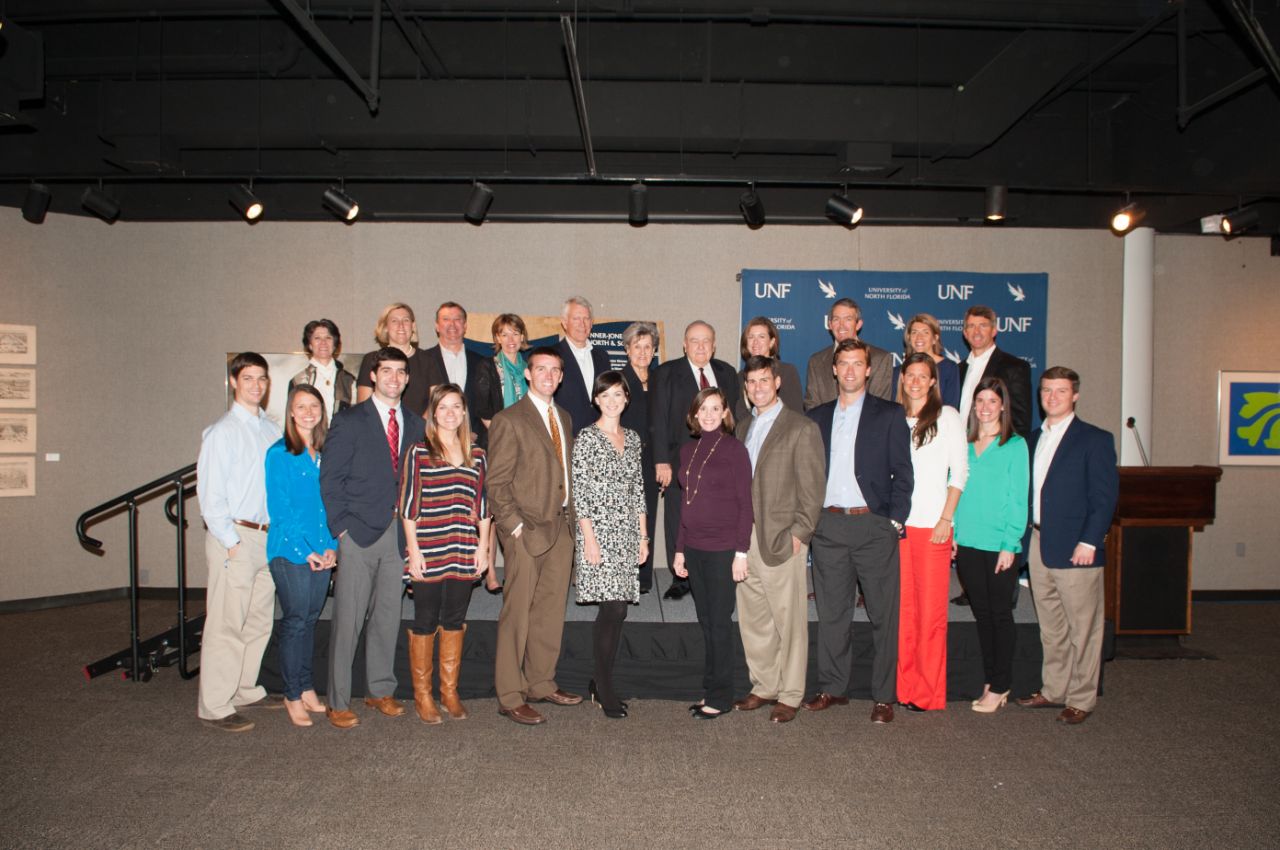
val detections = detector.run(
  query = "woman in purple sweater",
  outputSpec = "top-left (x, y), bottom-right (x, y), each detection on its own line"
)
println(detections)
top-left (672, 387), bottom-right (753, 719)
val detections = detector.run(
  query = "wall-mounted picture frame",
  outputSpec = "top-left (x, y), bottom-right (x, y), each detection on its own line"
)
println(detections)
top-left (0, 368), bottom-right (36, 409)
top-left (0, 324), bottom-right (36, 366)
top-left (1218, 370), bottom-right (1280, 466)
top-left (0, 413), bottom-right (36, 454)
top-left (0, 456), bottom-right (35, 497)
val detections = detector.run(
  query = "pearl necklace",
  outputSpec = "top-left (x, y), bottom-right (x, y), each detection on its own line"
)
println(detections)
top-left (683, 431), bottom-right (725, 506)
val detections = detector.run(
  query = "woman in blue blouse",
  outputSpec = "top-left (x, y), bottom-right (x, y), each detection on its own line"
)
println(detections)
top-left (265, 384), bottom-right (338, 728)
top-left (953, 376), bottom-right (1029, 713)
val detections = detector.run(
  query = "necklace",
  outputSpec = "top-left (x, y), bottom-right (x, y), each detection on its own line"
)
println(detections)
top-left (683, 432), bottom-right (724, 506)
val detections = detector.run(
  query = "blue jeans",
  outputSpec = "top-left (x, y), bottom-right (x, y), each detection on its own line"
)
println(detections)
top-left (268, 557), bottom-right (330, 700)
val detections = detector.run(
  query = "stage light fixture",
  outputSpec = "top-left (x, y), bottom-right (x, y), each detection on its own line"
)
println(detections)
top-left (464, 182), bottom-right (494, 224)
top-left (80, 186), bottom-right (120, 223)
top-left (1221, 207), bottom-right (1259, 236)
top-left (629, 182), bottom-right (648, 227)
top-left (739, 188), bottom-right (765, 228)
top-left (985, 185), bottom-right (1007, 222)
top-left (22, 183), bottom-right (51, 224)
top-left (825, 192), bottom-right (863, 226)
top-left (1110, 202), bottom-right (1144, 234)
top-left (321, 186), bottom-right (359, 221)
top-left (231, 184), bottom-right (263, 222)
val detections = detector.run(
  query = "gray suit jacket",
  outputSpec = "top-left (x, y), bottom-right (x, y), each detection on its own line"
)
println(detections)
top-left (735, 405), bottom-right (826, 567)
top-left (486, 395), bottom-right (576, 558)
top-left (803, 342), bottom-right (894, 409)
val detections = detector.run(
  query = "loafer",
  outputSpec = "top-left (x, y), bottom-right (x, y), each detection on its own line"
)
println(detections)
top-left (499, 704), bottom-right (546, 726)
top-left (202, 712), bottom-right (254, 733)
top-left (363, 695), bottom-right (406, 717)
top-left (1057, 706), bottom-right (1091, 725)
top-left (769, 704), bottom-right (797, 724)
top-left (534, 689), bottom-right (583, 706)
top-left (326, 708), bottom-right (360, 729)
top-left (802, 692), bottom-right (850, 712)
top-left (1016, 691), bottom-right (1063, 709)
top-left (870, 702), bottom-right (895, 724)
top-left (663, 582), bottom-right (690, 600)
top-left (901, 702), bottom-right (927, 713)
top-left (239, 694), bottom-right (286, 710)
top-left (733, 693), bottom-right (778, 712)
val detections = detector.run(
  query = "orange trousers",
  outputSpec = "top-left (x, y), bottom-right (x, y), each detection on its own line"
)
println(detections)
top-left (896, 525), bottom-right (952, 710)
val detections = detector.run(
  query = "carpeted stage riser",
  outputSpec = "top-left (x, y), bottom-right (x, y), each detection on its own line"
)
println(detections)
top-left (259, 620), bottom-right (1061, 703)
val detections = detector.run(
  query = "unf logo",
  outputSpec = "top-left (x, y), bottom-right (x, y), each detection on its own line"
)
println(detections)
top-left (999, 317), bottom-right (1033, 333)
top-left (754, 282), bottom-right (792, 298)
top-left (938, 284), bottom-right (974, 300)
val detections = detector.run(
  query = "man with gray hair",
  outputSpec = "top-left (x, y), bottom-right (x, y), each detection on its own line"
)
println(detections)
top-left (803, 298), bottom-right (893, 409)
top-left (554, 295), bottom-right (611, 434)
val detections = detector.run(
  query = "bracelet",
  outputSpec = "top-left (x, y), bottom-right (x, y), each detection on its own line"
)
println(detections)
top-left (940, 517), bottom-right (953, 523)
top-left (640, 536), bottom-right (650, 542)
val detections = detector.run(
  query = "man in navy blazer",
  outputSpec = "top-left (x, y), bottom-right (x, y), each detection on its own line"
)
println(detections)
top-left (553, 295), bottom-right (611, 435)
top-left (803, 340), bottom-right (913, 724)
top-left (1017, 366), bottom-right (1118, 725)
top-left (319, 347), bottom-right (425, 729)
top-left (419, 301), bottom-right (503, 447)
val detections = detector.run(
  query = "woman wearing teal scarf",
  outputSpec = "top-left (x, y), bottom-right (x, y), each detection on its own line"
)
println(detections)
top-left (490, 313), bottom-right (529, 408)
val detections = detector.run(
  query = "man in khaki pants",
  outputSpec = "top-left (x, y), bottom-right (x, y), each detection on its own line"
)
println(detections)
top-left (732, 356), bottom-right (825, 724)
top-left (195, 352), bottom-right (283, 732)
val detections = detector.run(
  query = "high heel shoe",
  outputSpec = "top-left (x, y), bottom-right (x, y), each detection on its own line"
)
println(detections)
top-left (284, 698), bottom-right (313, 728)
top-left (971, 691), bottom-right (1009, 714)
top-left (588, 679), bottom-right (628, 718)
top-left (691, 706), bottom-right (722, 720)
top-left (970, 683), bottom-right (992, 708)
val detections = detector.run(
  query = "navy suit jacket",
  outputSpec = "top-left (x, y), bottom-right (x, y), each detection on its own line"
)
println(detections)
top-left (959, 347), bottom-right (1033, 439)
top-left (553, 339), bottom-right (612, 434)
top-left (1025, 416), bottom-right (1119, 568)
top-left (651, 356), bottom-right (741, 467)
top-left (808, 393), bottom-right (914, 524)
top-left (319, 399), bottom-right (424, 551)
top-left (420, 344), bottom-right (503, 447)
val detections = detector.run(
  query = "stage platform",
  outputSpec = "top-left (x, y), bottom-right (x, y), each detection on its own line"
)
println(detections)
top-left (259, 567), bottom-right (1066, 704)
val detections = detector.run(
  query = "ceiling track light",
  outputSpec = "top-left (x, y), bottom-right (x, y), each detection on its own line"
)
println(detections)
top-left (628, 182), bottom-right (648, 227)
top-left (1110, 201), bottom-right (1144, 234)
top-left (322, 185), bottom-right (359, 221)
top-left (739, 186), bottom-right (765, 228)
top-left (464, 182), bottom-right (494, 224)
top-left (231, 184), bottom-right (263, 222)
top-left (825, 191), bottom-right (863, 226)
top-left (22, 183), bottom-right (51, 224)
top-left (1221, 206), bottom-right (1259, 236)
top-left (984, 185), bottom-right (1007, 223)
top-left (81, 185), bottom-right (120, 223)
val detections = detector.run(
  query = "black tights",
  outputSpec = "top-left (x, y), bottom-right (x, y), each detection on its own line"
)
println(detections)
top-left (592, 601), bottom-right (629, 710)
top-left (411, 579), bottom-right (473, 634)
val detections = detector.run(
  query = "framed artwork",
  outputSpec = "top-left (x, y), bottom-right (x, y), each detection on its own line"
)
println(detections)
top-left (0, 456), bottom-right (35, 497)
top-left (0, 413), bottom-right (36, 453)
top-left (0, 324), bottom-right (36, 365)
top-left (0, 368), bottom-right (35, 409)
top-left (1218, 371), bottom-right (1280, 466)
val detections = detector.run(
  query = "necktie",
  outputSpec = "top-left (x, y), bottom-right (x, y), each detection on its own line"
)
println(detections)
top-left (387, 408), bottom-right (400, 472)
top-left (548, 406), bottom-right (564, 471)
top-left (698, 367), bottom-right (709, 390)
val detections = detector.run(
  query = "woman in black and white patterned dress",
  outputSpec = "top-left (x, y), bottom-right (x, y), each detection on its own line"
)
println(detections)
top-left (571, 370), bottom-right (649, 719)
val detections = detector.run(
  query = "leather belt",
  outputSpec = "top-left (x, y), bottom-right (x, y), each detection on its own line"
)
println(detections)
top-left (233, 519), bottom-right (269, 532)
top-left (1031, 523), bottom-right (1041, 531)
top-left (825, 506), bottom-right (871, 515)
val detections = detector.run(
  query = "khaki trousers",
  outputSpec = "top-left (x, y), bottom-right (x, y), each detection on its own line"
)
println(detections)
top-left (737, 529), bottom-right (810, 708)
top-left (198, 529), bottom-right (274, 720)
top-left (1028, 528), bottom-right (1104, 712)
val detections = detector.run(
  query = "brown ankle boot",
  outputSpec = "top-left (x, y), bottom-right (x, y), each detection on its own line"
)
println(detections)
top-left (407, 629), bottom-right (442, 725)
top-left (438, 625), bottom-right (468, 720)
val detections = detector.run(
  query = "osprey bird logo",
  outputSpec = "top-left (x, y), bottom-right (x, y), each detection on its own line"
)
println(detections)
top-left (887, 311), bottom-right (906, 331)
top-left (818, 279), bottom-right (837, 299)
top-left (944, 348), bottom-right (962, 364)
top-left (1007, 282), bottom-right (1026, 302)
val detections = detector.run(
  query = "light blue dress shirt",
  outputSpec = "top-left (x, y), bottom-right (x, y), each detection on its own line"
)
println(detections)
top-left (197, 404), bottom-right (282, 549)
top-left (823, 394), bottom-right (868, 508)
top-left (744, 400), bottom-right (783, 473)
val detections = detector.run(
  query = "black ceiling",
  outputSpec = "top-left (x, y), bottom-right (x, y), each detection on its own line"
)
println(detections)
top-left (1, 1), bottom-right (1277, 233)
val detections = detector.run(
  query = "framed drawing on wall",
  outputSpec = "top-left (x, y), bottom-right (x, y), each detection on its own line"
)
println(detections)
top-left (0, 324), bottom-right (36, 366)
top-left (0, 413), bottom-right (36, 453)
top-left (1218, 371), bottom-right (1280, 466)
top-left (0, 368), bottom-right (36, 409)
top-left (0, 456), bottom-right (35, 497)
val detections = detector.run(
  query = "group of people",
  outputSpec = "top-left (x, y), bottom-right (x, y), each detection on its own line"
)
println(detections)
top-left (194, 294), bottom-right (1118, 733)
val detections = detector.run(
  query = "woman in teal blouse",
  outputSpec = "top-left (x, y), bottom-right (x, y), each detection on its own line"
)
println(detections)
top-left (953, 376), bottom-right (1028, 713)
top-left (491, 313), bottom-right (529, 409)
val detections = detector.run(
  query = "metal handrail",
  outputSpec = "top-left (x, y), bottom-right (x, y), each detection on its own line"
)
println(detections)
top-left (76, 463), bottom-right (196, 552)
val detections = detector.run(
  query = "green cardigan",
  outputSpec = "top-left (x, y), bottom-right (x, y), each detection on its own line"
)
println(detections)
top-left (953, 434), bottom-right (1028, 553)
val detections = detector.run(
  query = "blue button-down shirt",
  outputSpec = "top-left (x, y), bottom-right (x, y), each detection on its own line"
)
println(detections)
top-left (823, 394), bottom-right (868, 508)
top-left (197, 404), bottom-right (282, 549)
top-left (744, 400), bottom-right (783, 473)
top-left (265, 439), bottom-right (339, 563)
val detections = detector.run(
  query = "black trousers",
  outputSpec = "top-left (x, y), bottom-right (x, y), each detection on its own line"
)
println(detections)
top-left (411, 579), bottom-right (474, 634)
top-left (955, 545), bottom-right (1018, 693)
top-left (685, 547), bottom-right (737, 711)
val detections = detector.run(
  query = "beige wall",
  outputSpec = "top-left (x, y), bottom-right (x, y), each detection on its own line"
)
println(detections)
top-left (0, 213), bottom-right (1271, 603)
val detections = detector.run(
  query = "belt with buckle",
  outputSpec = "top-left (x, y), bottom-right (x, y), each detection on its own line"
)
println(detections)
top-left (824, 506), bottom-right (871, 515)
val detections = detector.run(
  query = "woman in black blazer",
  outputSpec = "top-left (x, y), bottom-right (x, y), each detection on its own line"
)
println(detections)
top-left (736, 317), bottom-right (803, 423)
top-left (619, 321), bottom-right (661, 593)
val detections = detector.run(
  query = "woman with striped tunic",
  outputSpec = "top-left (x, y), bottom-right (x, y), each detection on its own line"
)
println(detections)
top-left (399, 383), bottom-right (491, 724)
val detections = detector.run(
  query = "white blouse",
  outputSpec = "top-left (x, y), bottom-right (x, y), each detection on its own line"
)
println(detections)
top-left (904, 405), bottom-right (969, 528)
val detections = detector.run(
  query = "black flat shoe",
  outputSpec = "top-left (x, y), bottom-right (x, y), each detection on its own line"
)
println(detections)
top-left (902, 702), bottom-right (927, 713)
top-left (691, 706), bottom-right (722, 720)
top-left (663, 582), bottom-right (690, 600)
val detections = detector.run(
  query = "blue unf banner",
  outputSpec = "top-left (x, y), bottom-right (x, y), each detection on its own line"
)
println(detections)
top-left (741, 269), bottom-right (1048, 426)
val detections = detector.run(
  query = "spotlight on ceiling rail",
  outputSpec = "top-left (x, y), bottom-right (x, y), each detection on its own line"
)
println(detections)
top-left (464, 182), bottom-right (494, 224)
top-left (1110, 202), bottom-right (1144, 234)
top-left (1221, 206), bottom-right (1259, 236)
top-left (81, 185), bottom-right (120, 223)
top-left (629, 182), bottom-right (648, 227)
top-left (322, 186), bottom-right (359, 221)
top-left (22, 183), bottom-right (51, 224)
top-left (739, 187), bottom-right (765, 228)
top-left (985, 185), bottom-right (1007, 223)
top-left (825, 192), bottom-right (863, 226)
top-left (231, 184), bottom-right (263, 222)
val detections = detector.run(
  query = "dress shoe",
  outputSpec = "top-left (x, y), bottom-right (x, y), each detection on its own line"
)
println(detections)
top-left (691, 706), bottom-right (722, 720)
top-left (1057, 706), bottom-right (1091, 725)
top-left (202, 712), bottom-right (254, 733)
top-left (769, 704), bottom-right (797, 724)
top-left (588, 680), bottom-right (628, 713)
top-left (1016, 691), bottom-right (1063, 709)
top-left (663, 582), bottom-right (691, 600)
top-left (802, 692), bottom-right (850, 712)
top-left (901, 702), bottom-right (927, 713)
top-left (240, 694), bottom-right (286, 710)
top-left (363, 695), bottom-right (406, 717)
top-left (733, 693), bottom-right (778, 712)
top-left (498, 704), bottom-right (545, 726)
top-left (688, 702), bottom-right (705, 714)
top-left (326, 708), bottom-right (360, 729)
top-left (870, 702), bottom-right (895, 724)
top-left (284, 698), bottom-right (313, 728)
top-left (534, 689), bottom-right (583, 706)
top-left (971, 691), bottom-right (1009, 714)
top-left (951, 592), bottom-right (970, 607)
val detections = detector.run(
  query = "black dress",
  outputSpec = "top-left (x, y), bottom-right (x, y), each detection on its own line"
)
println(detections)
top-left (620, 362), bottom-right (659, 587)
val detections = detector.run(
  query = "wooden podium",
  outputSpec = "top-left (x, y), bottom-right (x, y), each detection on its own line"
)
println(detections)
top-left (1104, 466), bottom-right (1222, 635)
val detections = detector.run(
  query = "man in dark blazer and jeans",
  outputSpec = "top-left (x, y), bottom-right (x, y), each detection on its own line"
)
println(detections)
top-left (319, 347), bottom-right (425, 729)
top-left (804, 339), bottom-right (913, 724)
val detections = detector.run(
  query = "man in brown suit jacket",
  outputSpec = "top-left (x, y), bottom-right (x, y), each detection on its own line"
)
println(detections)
top-left (803, 297), bottom-right (893, 408)
top-left (733, 356), bottom-right (826, 723)
top-left (487, 346), bottom-right (583, 725)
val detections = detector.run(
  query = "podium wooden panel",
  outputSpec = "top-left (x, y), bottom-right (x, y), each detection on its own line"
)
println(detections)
top-left (1104, 466), bottom-right (1221, 635)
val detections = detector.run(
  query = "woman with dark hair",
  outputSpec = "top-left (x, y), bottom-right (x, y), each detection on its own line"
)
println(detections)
top-left (672, 387), bottom-right (753, 719)
top-left (892, 313), bottom-right (961, 409)
top-left (953, 376), bottom-right (1028, 713)
top-left (289, 318), bottom-right (355, 424)
top-left (895, 353), bottom-right (968, 712)
top-left (265, 384), bottom-right (338, 728)
top-left (399, 383), bottom-right (492, 724)
top-left (736, 316), bottom-right (803, 421)
top-left (619, 321), bottom-right (660, 593)
top-left (571, 370), bottom-right (649, 719)
top-left (491, 313), bottom-right (530, 409)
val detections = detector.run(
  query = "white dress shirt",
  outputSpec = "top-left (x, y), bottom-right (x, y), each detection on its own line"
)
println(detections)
top-left (566, 339), bottom-right (595, 396)
top-left (307, 358), bottom-right (339, 424)
top-left (688, 360), bottom-right (718, 389)
top-left (959, 345), bottom-right (996, 423)
top-left (369, 394), bottom-right (405, 453)
top-left (197, 404), bottom-right (283, 549)
top-left (904, 406), bottom-right (969, 528)
top-left (440, 345), bottom-right (468, 389)
top-left (528, 393), bottom-right (570, 506)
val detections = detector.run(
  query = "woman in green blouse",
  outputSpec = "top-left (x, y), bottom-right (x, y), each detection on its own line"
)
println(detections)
top-left (953, 376), bottom-right (1028, 713)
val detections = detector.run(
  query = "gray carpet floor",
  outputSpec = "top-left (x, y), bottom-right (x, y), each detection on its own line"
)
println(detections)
top-left (2, 600), bottom-right (1277, 849)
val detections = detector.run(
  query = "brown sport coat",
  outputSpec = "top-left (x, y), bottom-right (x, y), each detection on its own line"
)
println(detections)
top-left (486, 395), bottom-right (576, 557)
top-left (735, 404), bottom-right (826, 567)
